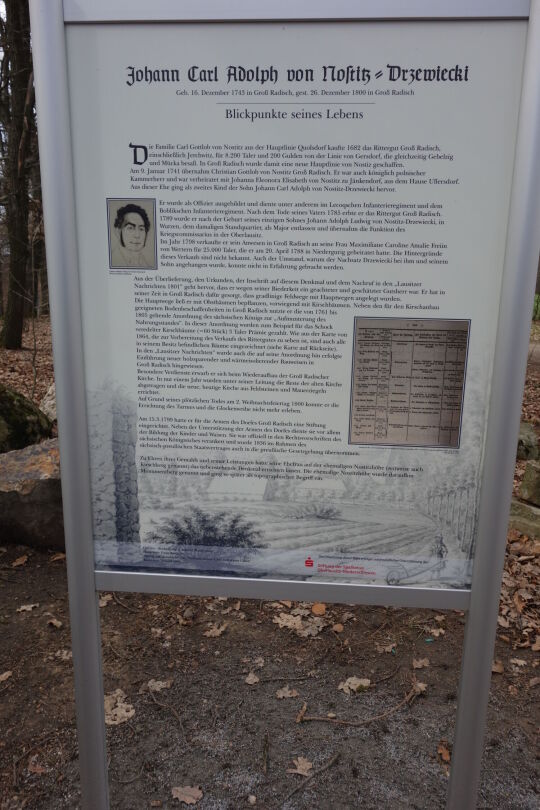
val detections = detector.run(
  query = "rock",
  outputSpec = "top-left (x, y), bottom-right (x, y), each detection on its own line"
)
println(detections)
top-left (517, 422), bottom-right (539, 460)
top-left (0, 383), bottom-right (53, 453)
top-left (0, 439), bottom-right (64, 550)
top-left (509, 498), bottom-right (540, 539)
top-left (519, 460), bottom-right (540, 507)
top-left (39, 383), bottom-right (56, 422)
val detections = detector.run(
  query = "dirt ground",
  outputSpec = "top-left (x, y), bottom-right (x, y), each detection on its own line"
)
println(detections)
top-left (0, 560), bottom-right (538, 810)
top-left (0, 319), bottom-right (539, 809)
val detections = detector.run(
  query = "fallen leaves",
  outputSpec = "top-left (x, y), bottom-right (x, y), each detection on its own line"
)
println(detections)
top-left (220, 601), bottom-right (245, 618)
top-left (11, 555), bottom-right (28, 568)
top-left (412, 658), bottom-right (429, 669)
top-left (0, 317), bottom-right (54, 402)
top-left (104, 689), bottom-right (135, 725)
top-left (203, 622), bottom-right (228, 638)
top-left (47, 617), bottom-right (63, 629)
top-left (49, 552), bottom-right (66, 563)
top-left (272, 611), bottom-right (326, 638)
top-left (27, 756), bottom-right (47, 775)
top-left (437, 741), bottom-right (451, 763)
top-left (276, 685), bottom-right (299, 699)
top-left (287, 757), bottom-right (313, 777)
top-left (273, 613), bottom-right (304, 632)
top-left (492, 660), bottom-right (504, 674)
top-left (376, 642), bottom-right (396, 654)
top-left (16, 603), bottom-right (39, 612)
top-left (171, 785), bottom-right (203, 805)
top-left (513, 591), bottom-right (528, 614)
top-left (99, 594), bottom-right (113, 608)
top-left (297, 619), bottom-right (327, 638)
top-left (0, 671), bottom-right (12, 683)
top-left (412, 678), bottom-right (428, 696)
top-left (498, 530), bottom-right (539, 646)
top-left (338, 676), bottom-right (371, 695)
top-left (267, 601), bottom-right (356, 640)
top-left (245, 672), bottom-right (260, 685)
top-left (437, 740), bottom-right (452, 775)
top-left (147, 679), bottom-right (173, 692)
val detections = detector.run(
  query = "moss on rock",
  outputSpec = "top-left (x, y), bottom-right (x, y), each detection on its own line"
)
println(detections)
top-left (0, 383), bottom-right (53, 453)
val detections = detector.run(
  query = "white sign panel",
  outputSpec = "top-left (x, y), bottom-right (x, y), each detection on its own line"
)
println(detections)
top-left (65, 21), bottom-right (526, 589)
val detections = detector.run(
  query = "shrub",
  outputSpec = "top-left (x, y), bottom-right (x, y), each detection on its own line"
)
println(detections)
top-left (145, 507), bottom-right (264, 549)
top-left (290, 502), bottom-right (342, 521)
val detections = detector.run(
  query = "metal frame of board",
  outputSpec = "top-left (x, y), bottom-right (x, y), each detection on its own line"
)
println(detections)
top-left (28, 2), bottom-right (540, 808)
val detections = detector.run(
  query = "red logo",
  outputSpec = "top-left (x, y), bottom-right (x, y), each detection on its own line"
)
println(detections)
top-left (304, 557), bottom-right (314, 568)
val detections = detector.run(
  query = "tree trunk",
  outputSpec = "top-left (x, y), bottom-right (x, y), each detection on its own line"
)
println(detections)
top-left (0, 0), bottom-right (33, 349)
top-left (39, 261), bottom-right (48, 315)
top-left (30, 127), bottom-right (46, 317)
top-left (33, 238), bottom-right (46, 315)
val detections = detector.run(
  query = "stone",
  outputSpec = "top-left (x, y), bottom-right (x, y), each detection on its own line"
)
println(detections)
top-left (0, 439), bottom-right (64, 550)
top-left (519, 460), bottom-right (540, 507)
top-left (39, 383), bottom-right (56, 422)
top-left (509, 498), bottom-right (540, 539)
top-left (0, 383), bottom-right (53, 453)
top-left (517, 422), bottom-right (539, 460)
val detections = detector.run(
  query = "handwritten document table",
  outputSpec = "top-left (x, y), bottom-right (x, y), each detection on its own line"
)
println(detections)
top-left (349, 318), bottom-right (469, 448)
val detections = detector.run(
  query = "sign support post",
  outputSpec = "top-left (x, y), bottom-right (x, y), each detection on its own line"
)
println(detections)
top-left (28, 2), bottom-right (110, 807)
top-left (448, 2), bottom-right (540, 805)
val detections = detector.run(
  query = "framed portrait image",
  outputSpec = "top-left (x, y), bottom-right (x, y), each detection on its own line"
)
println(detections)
top-left (107, 197), bottom-right (157, 270)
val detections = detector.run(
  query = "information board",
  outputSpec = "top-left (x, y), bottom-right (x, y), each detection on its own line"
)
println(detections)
top-left (64, 20), bottom-right (525, 591)
top-left (29, 3), bottom-right (540, 808)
